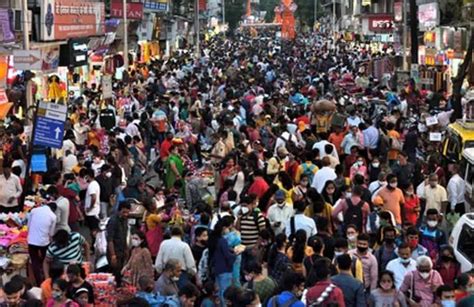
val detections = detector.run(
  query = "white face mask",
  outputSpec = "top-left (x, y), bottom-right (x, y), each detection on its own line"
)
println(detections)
top-left (347, 234), bottom-right (356, 241)
top-left (131, 239), bottom-right (141, 247)
top-left (389, 182), bottom-right (398, 188)
top-left (372, 162), bottom-right (380, 168)
top-left (171, 276), bottom-right (180, 282)
top-left (419, 272), bottom-right (430, 279)
top-left (427, 220), bottom-right (438, 228)
top-left (346, 192), bottom-right (352, 198)
top-left (334, 251), bottom-right (344, 257)
top-left (106, 172), bottom-right (112, 178)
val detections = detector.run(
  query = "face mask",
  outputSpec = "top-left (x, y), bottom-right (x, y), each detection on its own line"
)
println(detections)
top-left (171, 276), bottom-right (180, 282)
top-left (372, 162), bottom-right (380, 168)
top-left (106, 172), bottom-right (112, 178)
top-left (245, 274), bottom-right (253, 282)
top-left (380, 282), bottom-right (392, 290)
top-left (467, 286), bottom-right (474, 293)
top-left (384, 238), bottom-right (394, 245)
top-left (241, 207), bottom-right (249, 215)
top-left (400, 257), bottom-right (411, 264)
top-left (346, 192), bottom-right (352, 198)
top-left (347, 234), bottom-right (356, 241)
top-left (357, 246), bottom-right (368, 253)
top-left (334, 251), bottom-right (343, 257)
top-left (427, 220), bottom-right (438, 228)
top-left (405, 190), bottom-right (413, 196)
top-left (131, 239), bottom-right (141, 247)
top-left (441, 300), bottom-right (455, 307)
top-left (441, 255), bottom-right (454, 263)
top-left (52, 291), bottom-right (63, 300)
top-left (389, 182), bottom-right (397, 188)
top-left (419, 272), bottom-right (430, 279)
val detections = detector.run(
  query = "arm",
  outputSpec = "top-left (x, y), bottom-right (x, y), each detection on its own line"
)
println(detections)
top-left (14, 177), bottom-right (22, 198)
top-left (331, 199), bottom-right (346, 221)
top-left (294, 166), bottom-right (302, 183)
top-left (43, 256), bottom-right (51, 279)
top-left (370, 255), bottom-right (379, 289)
top-left (105, 219), bottom-right (117, 263)
top-left (155, 245), bottom-right (164, 273)
top-left (82, 236), bottom-right (91, 262)
top-left (184, 245), bottom-right (197, 275)
top-left (440, 188), bottom-right (448, 214)
top-left (447, 181), bottom-right (457, 211)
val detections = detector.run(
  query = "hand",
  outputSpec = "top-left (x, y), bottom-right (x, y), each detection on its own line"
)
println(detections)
top-left (110, 255), bottom-right (118, 267)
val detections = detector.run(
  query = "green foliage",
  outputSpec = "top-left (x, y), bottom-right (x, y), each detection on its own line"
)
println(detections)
top-left (259, 0), bottom-right (280, 22)
top-left (294, 0), bottom-right (324, 27)
top-left (226, 0), bottom-right (245, 30)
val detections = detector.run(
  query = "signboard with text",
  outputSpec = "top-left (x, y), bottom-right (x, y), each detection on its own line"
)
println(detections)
top-left (418, 2), bottom-right (439, 31)
top-left (13, 50), bottom-right (42, 70)
top-left (40, 0), bottom-right (105, 41)
top-left (368, 15), bottom-right (394, 32)
top-left (111, 0), bottom-right (144, 20)
top-left (33, 102), bottom-right (67, 149)
top-left (144, 0), bottom-right (168, 11)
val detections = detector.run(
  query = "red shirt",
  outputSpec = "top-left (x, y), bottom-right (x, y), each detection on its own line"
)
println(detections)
top-left (436, 262), bottom-right (460, 288)
top-left (306, 280), bottom-right (346, 307)
top-left (248, 177), bottom-right (269, 199)
top-left (160, 139), bottom-right (173, 159)
top-left (404, 195), bottom-right (420, 226)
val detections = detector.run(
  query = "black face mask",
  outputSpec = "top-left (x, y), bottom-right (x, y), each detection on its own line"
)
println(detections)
top-left (441, 255), bottom-right (454, 263)
top-left (385, 238), bottom-right (395, 245)
top-left (357, 246), bottom-right (368, 253)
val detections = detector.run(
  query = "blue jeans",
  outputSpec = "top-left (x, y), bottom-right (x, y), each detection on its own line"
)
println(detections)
top-left (216, 272), bottom-right (233, 307)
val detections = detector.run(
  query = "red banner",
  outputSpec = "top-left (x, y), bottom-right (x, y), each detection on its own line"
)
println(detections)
top-left (199, 0), bottom-right (206, 11)
top-left (368, 15), bottom-right (394, 32)
top-left (111, 0), bottom-right (144, 20)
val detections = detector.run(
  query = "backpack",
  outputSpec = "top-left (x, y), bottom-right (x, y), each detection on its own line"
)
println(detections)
top-left (270, 295), bottom-right (299, 307)
top-left (343, 198), bottom-right (364, 233)
top-left (302, 163), bottom-right (317, 182)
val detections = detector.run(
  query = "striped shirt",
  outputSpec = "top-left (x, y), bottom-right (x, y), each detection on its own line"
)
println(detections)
top-left (46, 232), bottom-right (85, 265)
top-left (239, 211), bottom-right (266, 246)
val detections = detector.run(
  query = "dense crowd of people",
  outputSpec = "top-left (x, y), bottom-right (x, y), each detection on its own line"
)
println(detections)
top-left (0, 21), bottom-right (473, 307)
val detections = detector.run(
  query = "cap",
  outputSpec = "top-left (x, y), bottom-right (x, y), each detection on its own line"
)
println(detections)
top-left (275, 190), bottom-right (285, 199)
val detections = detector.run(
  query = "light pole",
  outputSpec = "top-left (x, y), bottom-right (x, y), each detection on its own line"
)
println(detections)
top-left (222, 0), bottom-right (226, 25)
top-left (314, 0), bottom-right (317, 27)
top-left (195, 0), bottom-right (200, 57)
top-left (402, 0), bottom-right (408, 70)
top-left (123, 0), bottom-right (129, 71)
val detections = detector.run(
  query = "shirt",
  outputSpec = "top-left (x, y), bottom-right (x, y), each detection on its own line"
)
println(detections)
top-left (399, 270), bottom-right (444, 307)
top-left (348, 249), bottom-right (379, 290)
top-left (267, 203), bottom-right (294, 235)
top-left (27, 206), bottom-right (57, 246)
top-left (331, 273), bottom-right (366, 307)
top-left (0, 174), bottom-right (22, 208)
top-left (285, 213), bottom-right (317, 240)
top-left (363, 126), bottom-right (379, 149)
top-left (125, 122), bottom-right (140, 137)
top-left (84, 180), bottom-right (100, 217)
top-left (420, 184), bottom-right (448, 214)
top-left (46, 232), bottom-right (85, 265)
top-left (55, 196), bottom-right (71, 232)
top-left (306, 280), bottom-right (346, 307)
top-left (377, 187), bottom-right (405, 225)
top-left (341, 133), bottom-right (362, 155)
top-left (239, 211), bottom-right (267, 246)
top-left (447, 174), bottom-right (465, 210)
top-left (311, 167), bottom-right (337, 193)
top-left (154, 273), bottom-right (179, 296)
top-left (386, 257), bottom-right (417, 289)
top-left (155, 237), bottom-right (197, 275)
top-left (62, 154), bottom-right (78, 173)
top-left (106, 214), bottom-right (129, 257)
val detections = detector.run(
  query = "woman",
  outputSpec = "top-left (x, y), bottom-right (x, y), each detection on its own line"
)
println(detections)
top-left (165, 145), bottom-right (184, 190)
top-left (223, 218), bottom-right (242, 286)
top-left (276, 171), bottom-right (295, 205)
top-left (41, 262), bottom-right (65, 304)
top-left (121, 231), bottom-right (154, 287)
top-left (47, 279), bottom-right (79, 307)
top-left (292, 174), bottom-right (310, 202)
top-left (286, 229), bottom-right (314, 275)
top-left (350, 156), bottom-right (368, 180)
top-left (320, 180), bottom-right (337, 206)
top-left (403, 183), bottom-right (420, 227)
top-left (208, 216), bottom-right (239, 306)
top-left (368, 271), bottom-right (407, 307)
top-left (267, 233), bottom-right (291, 282)
top-left (435, 245), bottom-right (461, 288)
top-left (220, 156), bottom-right (238, 188)
top-left (143, 197), bottom-right (167, 258)
top-left (243, 261), bottom-right (277, 305)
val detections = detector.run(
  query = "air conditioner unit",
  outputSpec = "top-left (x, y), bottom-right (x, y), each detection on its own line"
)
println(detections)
top-left (12, 9), bottom-right (32, 32)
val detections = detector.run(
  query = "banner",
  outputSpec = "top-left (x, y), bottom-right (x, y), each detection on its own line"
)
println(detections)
top-left (144, 0), bottom-right (168, 11)
top-left (199, 0), bottom-right (207, 11)
top-left (111, 0), bottom-right (144, 20)
top-left (40, 0), bottom-right (105, 41)
top-left (0, 9), bottom-right (14, 44)
top-left (418, 2), bottom-right (439, 31)
top-left (393, 2), bottom-right (403, 22)
top-left (368, 15), bottom-right (394, 32)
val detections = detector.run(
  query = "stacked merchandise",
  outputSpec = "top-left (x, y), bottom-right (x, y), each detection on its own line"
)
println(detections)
top-left (0, 225), bottom-right (29, 274)
top-left (86, 273), bottom-right (117, 306)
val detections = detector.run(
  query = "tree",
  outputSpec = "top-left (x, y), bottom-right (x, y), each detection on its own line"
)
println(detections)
top-left (260, 0), bottom-right (280, 22)
top-left (225, 0), bottom-right (245, 30)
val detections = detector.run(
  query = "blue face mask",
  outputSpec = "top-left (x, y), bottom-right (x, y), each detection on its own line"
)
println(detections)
top-left (441, 300), bottom-right (455, 307)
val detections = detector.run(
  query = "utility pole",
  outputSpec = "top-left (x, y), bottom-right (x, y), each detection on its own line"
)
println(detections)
top-left (123, 0), bottom-right (129, 71)
top-left (314, 0), bottom-right (317, 27)
top-left (409, 0), bottom-right (418, 64)
top-left (195, 0), bottom-right (200, 57)
top-left (222, 0), bottom-right (226, 25)
top-left (402, 0), bottom-right (408, 70)
top-left (21, 0), bottom-right (33, 124)
top-left (333, 0), bottom-right (336, 45)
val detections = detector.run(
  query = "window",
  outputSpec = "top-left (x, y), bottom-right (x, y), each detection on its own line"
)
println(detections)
top-left (458, 224), bottom-right (474, 264)
top-left (445, 133), bottom-right (461, 161)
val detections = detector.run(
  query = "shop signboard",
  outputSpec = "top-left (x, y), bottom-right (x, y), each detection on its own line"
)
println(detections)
top-left (40, 0), bottom-right (105, 41)
top-left (144, 0), bottom-right (168, 11)
top-left (102, 75), bottom-right (113, 99)
top-left (368, 15), bottom-right (394, 32)
top-left (418, 2), bottom-right (439, 31)
top-left (423, 31), bottom-right (436, 48)
top-left (393, 2), bottom-right (403, 22)
top-left (111, 0), bottom-right (144, 20)
top-left (33, 102), bottom-right (67, 149)
top-left (13, 50), bottom-right (42, 71)
top-left (0, 9), bottom-right (15, 44)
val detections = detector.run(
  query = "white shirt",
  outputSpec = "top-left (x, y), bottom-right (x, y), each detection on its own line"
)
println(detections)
top-left (11, 159), bottom-right (26, 178)
top-left (210, 211), bottom-right (232, 230)
top-left (311, 166), bottom-right (337, 193)
top-left (125, 122), bottom-right (140, 137)
top-left (73, 123), bottom-right (89, 146)
top-left (91, 160), bottom-right (105, 177)
top-left (0, 174), bottom-right (22, 208)
top-left (62, 154), bottom-right (78, 174)
top-left (447, 173), bottom-right (465, 210)
top-left (267, 203), bottom-right (294, 235)
top-left (368, 180), bottom-right (387, 196)
top-left (27, 206), bottom-right (57, 246)
top-left (85, 180), bottom-right (101, 217)
top-left (155, 237), bottom-right (197, 275)
top-left (312, 140), bottom-right (339, 162)
top-left (285, 213), bottom-right (317, 239)
top-left (55, 196), bottom-right (70, 232)
top-left (386, 257), bottom-right (417, 289)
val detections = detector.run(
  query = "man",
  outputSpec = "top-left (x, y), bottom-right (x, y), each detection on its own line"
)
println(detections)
top-left (191, 228), bottom-right (208, 265)
top-left (368, 171), bottom-right (386, 196)
top-left (160, 132), bottom-right (174, 161)
top-left (155, 227), bottom-right (197, 287)
top-left (96, 164), bottom-right (114, 219)
top-left (435, 284), bottom-right (456, 307)
top-left (136, 276), bottom-right (163, 306)
top-left (0, 161), bottom-right (22, 213)
top-left (331, 186), bottom-right (370, 234)
top-left (106, 201), bottom-right (131, 286)
top-left (348, 233), bottom-right (378, 291)
top-left (331, 254), bottom-right (366, 307)
top-left (420, 173), bottom-right (448, 215)
top-left (285, 200), bottom-right (317, 240)
top-left (374, 226), bottom-right (398, 272)
top-left (266, 147), bottom-right (288, 181)
top-left (84, 168), bottom-right (101, 238)
top-left (62, 150), bottom-right (78, 174)
top-left (267, 272), bottom-right (305, 307)
top-left (341, 126), bottom-right (363, 155)
top-left (27, 202), bottom-right (57, 285)
top-left (391, 151), bottom-right (414, 188)
top-left (237, 195), bottom-right (267, 247)
top-left (311, 157), bottom-right (337, 193)
top-left (386, 243), bottom-right (417, 289)
top-left (419, 209), bottom-right (447, 259)
top-left (155, 259), bottom-right (181, 296)
top-left (446, 164), bottom-right (466, 215)
top-left (46, 185), bottom-right (70, 232)
top-left (362, 119), bottom-right (379, 156)
top-left (305, 258), bottom-right (346, 306)
top-left (400, 256), bottom-right (443, 307)
top-left (267, 190), bottom-right (294, 235)
top-left (2, 278), bottom-right (27, 306)
top-left (405, 226), bottom-right (428, 260)
top-left (333, 238), bottom-right (364, 282)
top-left (376, 174), bottom-right (405, 226)
top-left (172, 283), bottom-right (200, 307)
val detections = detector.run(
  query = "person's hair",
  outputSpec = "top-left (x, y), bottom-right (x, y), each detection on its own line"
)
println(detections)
top-left (164, 258), bottom-right (181, 272)
top-left (46, 185), bottom-right (59, 197)
top-left (336, 254), bottom-right (352, 271)
top-left (357, 233), bottom-right (370, 242)
top-left (312, 257), bottom-right (332, 281)
top-left (293, 200), bottom-right (306, 212)
top-left (416, 255), bottom-right (433, 268)
top-left (194, 227), bottom-right (208, 239)
top-left (308, 236), bottom-right (324, 254)
top-left (426, 208), bottom-right (439, 216)
top-left (235, 288), bottom-right (258, 305)
top-left (138, 275), bottom-right (154, 292)
top-left (406, 226), bottom-right (419, 237)
top-left (291, 229), bottom-right (307, 263)
top-left (171, 226), bottom-right (184, 237)
top-left (383, 226), bottom-right (396, 236)
top-left (268, 233), bottom-right (287, 271)
top-left (436, 284), bottom-right (454, 298)
top-left (223, 285), bottom-right (243, 306)
top-left (50, 261), bottom-right (65, 281)
top-left (53, 229), bottom-right (69, 247)
top-left (352, 184), bottom-right (363, 196)
top-left (377, 270), bottom-right (395, 289)
top-left (244, 260), bottom-right (263, 275)
top-left (66, 264), bottom-right (83, 278)
top-left (3, 278), bottom-right (24, 295)
top-left (386, 173), bottom-right (397, 182)
top-left (454, 273), bottom-right (471, 289)
top-left (280, 271), bottom-right (305, 292)
top-left (334, 238), bottom-right (349, 249)
top-left (53, 278), bottom-right (69, 292)
top-left (346, 224), bottom-right (358, 233)
top-left (133, 230), bottom-right (148, 248)
top-left (126, 297), bottom-right (151, 306)
top-left (118, 200), bottom-right (132, 211)
top-left (398, 242), bottom-right (411, 252)
top-left (178, 282), bottom-right (200, 299)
